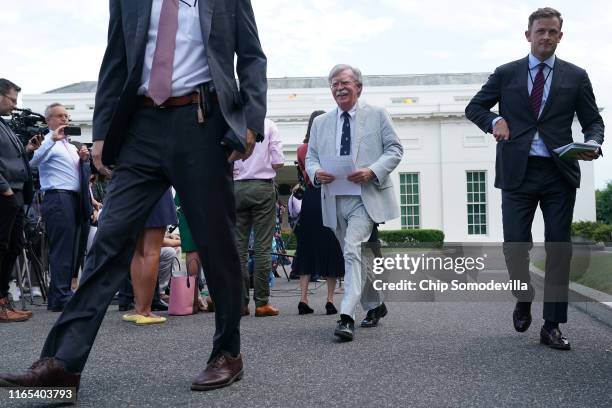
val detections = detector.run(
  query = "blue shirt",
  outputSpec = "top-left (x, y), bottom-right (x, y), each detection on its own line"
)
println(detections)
top-left (29, 131), bottom-right (80, 192)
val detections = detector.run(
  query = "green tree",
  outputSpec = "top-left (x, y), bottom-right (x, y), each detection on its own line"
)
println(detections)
top-left (596, 181), bottom-right (612, 224)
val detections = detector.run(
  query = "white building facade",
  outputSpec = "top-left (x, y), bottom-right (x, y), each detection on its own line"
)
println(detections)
top-left (22, 74), bottom-right (598, 242)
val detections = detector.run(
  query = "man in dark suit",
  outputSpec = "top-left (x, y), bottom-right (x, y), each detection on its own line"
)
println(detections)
top-left (466, 7), bottom-right (604, 350)
top-left (0, 0), bottom-right (266, 393)
top-left (0, 78), bottom-right (39, 323)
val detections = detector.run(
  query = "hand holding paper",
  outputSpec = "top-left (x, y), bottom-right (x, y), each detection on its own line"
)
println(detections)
top-left (347, 168), bottom-right (376, 184)
top-left (552, 141), bottom-right (601, 160)
top-left (320, 156), bottom-right (360, 195)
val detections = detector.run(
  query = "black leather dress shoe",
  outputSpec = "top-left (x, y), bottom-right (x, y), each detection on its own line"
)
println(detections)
top-left (360, 303), bottom-right (388, 328)
top-left (334, 314), bottom-right (354, 341)
top-left (512, 303), bottom-right (532, 333)
top-left (298, 302), bottom-right (314, 315)
top-left (151, 299), bottom-right (169, 312)
top-left (540, 326), bottom-right (571, 350)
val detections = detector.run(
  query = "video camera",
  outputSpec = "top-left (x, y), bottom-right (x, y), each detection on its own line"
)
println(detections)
top-left (8, 108), bottom-right (83, 145)
top-left (7, 108), bottom-right (48, 146)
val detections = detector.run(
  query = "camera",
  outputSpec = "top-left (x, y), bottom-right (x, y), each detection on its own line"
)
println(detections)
top-left (7, 108), bottom-right (48, 146)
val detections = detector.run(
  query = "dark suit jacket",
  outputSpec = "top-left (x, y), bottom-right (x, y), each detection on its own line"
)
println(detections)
top-left (0, 118), bottom-right (34, 204)
top-left (92, 0), bottom-right (267, 165)
top-left (70, 141), bottom-right (93, 222)
top-left (465, 56), bottom-right (604, 190)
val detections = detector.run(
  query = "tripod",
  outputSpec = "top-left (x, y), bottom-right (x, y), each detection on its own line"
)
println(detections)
top-left (12, 193), bottom-right (49, 308)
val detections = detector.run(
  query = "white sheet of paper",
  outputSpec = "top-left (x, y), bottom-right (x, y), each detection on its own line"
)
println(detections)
top-left (320, 156), bottom-right (360, 196)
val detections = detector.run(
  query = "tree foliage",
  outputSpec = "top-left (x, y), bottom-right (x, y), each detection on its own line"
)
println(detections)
top-left (596, 181), bottom-right (612, 224)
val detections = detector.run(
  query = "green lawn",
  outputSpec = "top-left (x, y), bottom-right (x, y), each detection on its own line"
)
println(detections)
top-left (533, 253), bottom-right (612, 295)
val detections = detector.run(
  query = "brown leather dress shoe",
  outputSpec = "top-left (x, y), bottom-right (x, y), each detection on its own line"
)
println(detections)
top-left (3, 298), bottom-right (33, 318)
top-left (255, 304), bottom-right (279, 317)
top-left (0, 298), bottom-right (29, 323)
top-left (0, 357), bottom-right (81, 391)
top-left (191, 353), bottom-right (243, 391)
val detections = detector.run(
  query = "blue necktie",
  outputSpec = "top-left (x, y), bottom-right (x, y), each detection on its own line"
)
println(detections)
top-left (340, 111), bottom-right (351, 156)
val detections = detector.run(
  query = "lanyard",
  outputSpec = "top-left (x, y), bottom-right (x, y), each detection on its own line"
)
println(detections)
top-left (528, 64), bottom-right (554, 90)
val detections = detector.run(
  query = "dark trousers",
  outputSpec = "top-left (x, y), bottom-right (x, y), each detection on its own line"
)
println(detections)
top-left (0, 191), bottom-right (25, 298)
top-left (73, 220), bottom-right (90, 280)
top-left (502, 157), bottom-right (576, 323)
top-left (41, 101), bottom-right (242, 373)
top-left (42, 191), bottom-right (80, 310)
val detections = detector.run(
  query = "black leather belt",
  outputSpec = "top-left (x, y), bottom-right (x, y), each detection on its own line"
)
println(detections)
top-left (528, 156), bottom-right (553, 160)
top-left (45, 189), bottom-right (79, 195)
top-left (235, 179), bottom-right (273, 183)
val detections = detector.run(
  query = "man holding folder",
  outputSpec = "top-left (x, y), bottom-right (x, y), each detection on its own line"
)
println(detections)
top-left (466, 7), bottom-right (604, 350)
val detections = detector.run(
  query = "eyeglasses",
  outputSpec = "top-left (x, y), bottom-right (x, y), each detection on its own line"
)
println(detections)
top-left (51, 113), bottom-right (70, 119)
top-left (330, 80), bottom-right (356, 90)
top-left (1, 93), bottom-right (18, 105)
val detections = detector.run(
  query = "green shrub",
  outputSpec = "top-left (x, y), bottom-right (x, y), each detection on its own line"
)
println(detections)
top-left (378, 229), bottom-right (445, 248)
top-left (572, 221), bottom-right (601, 239)
top-left (591, 224), bottom-right (612, 243)
top-left (280, 229), bottom-right (445, 250)
top-left (572, 221), bottom-right (612, 242)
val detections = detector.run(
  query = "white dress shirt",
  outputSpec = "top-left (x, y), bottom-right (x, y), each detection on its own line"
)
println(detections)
top-left (138, 0), bottom-right (212, 97)
top-left (29, 131), bottom-right (80, 192)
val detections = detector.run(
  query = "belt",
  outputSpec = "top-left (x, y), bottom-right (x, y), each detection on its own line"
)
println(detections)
top-left (141, 90), bottom-right (218, 108)
top-left (45, 189), bottom-right (79, 195)
top-left (235, 179), bottom-right (273, 183)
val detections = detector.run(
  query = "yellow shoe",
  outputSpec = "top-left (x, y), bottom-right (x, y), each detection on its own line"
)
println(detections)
top-left (122, 313), bottom-right (143, 322)
top-left (135, 315), bottom-right (167, 325)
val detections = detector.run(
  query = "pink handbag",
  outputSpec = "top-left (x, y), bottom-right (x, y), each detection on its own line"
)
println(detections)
top-left (168, 274), bottom-right (199, 316)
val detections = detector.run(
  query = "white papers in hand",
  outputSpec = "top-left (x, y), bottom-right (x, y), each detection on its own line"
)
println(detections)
top-left (552, 142), bottom-right (600, 159)
top-left (320, 156), bottom-right (360, 196)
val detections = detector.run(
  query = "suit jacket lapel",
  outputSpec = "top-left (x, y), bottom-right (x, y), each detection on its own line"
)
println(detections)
top-left (0, 120), bottom-right (23, 152)
top-left (198, 0), bottom-right (214, 47)
top-left (516, 56), bottom-right (531, 113)
top-left (130, 0), bottom-right (152, 74)
top-left (539, 57), bottom-right (565, 120)
top-left (325, 112), bottom-right (336, 156)
top-left (354, 105), bottom-right (367, 161)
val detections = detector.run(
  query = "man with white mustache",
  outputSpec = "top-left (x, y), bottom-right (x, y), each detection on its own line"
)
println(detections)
top-left (306, 64), bottom-right (403, 341)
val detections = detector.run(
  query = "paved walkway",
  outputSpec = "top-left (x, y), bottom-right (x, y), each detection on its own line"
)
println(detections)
top-left (2, 277), bottom-right (611, 407)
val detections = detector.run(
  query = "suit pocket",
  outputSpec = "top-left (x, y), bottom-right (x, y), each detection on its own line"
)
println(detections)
top-left (376, 180), bottom-right (393, 190)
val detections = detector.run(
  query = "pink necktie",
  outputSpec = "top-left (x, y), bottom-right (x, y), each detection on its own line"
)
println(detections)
top-left (148, 0), bottom-right (179, 105)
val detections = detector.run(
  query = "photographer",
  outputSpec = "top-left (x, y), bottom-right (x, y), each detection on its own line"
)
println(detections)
top-left (0, 78), bottom-right (40, 323)
top-left (29, 103), bottom-right (90, 312)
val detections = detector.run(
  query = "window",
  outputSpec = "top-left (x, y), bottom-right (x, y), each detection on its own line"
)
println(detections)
top-left (391, 97), bottom-right (419, 104)
top-left (454, 95), bottom-right (473, 102)
top-left (400, 173), bottom-right (420, 229)
top-left (466, 171), bottom-right (487, 235)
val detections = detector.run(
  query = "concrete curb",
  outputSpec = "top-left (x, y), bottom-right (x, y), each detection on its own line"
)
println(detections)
top-left (530, 265), bottom-right (612, 327)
